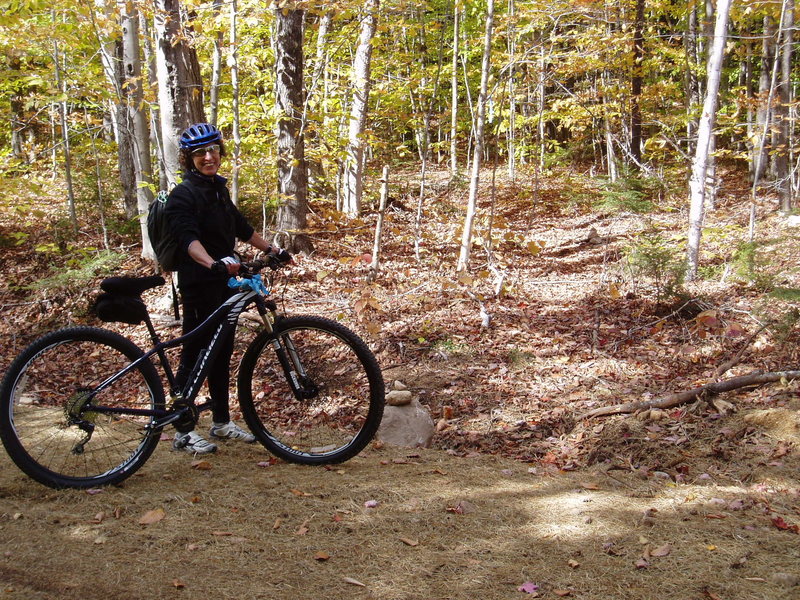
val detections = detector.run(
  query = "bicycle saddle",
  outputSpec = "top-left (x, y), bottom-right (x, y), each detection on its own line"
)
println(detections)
top-left (100, 276), bottom-right (165, 297)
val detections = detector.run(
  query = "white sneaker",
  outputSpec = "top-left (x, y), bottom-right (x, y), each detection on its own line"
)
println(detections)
top-left (173, 431), bottom-right (218, 454)
top-left (209, 421), bottom-right (256, 443)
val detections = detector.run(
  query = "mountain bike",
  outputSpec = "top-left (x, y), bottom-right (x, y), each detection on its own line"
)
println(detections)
top-left (0, 257), bottom-right (385, 489)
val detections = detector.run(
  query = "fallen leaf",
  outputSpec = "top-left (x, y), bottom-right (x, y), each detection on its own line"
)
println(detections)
top-left (399, 537), bottom-right (419, 547)
top-left (517, 581), bottom-right (539, 594)
top-left (364, 500), bottom-right (379, 509)
top-left (273, 518), bottom-right (282, 530)
top-left (85, 488), bottom-right (103, 495)
top-left (581, 482), bottom-right (600, 490)
top-left (172, 579), bottom-right (186, 589)
top-left (343, 577), bottom-right (366, 587)
top-left (296, 519), bottom-right (310, 535)
top-left (211, 531), bottom-right (232, 536)
top-left (290, 488), bottom-right (311, 497)
top-left (191, 460), bottom-right (212, 470)
top-left (138, 508), bottom-right (166, 525)
top-left (701, 588), bottom-right (722, 600)
top-left (313, 551), bottom-right (330, 561)
top-left (771, 516), bottom-right (800, 533)
top-left (554, 591), bottom-right (572, 597)
top-left (650, 544), bottom-right (672, 557)
top-left (567, 559), bottom-right (580, 569)
top-left (446, 500), bottom-right (475, 515)
top-left (635, 558), bottom-right (649, 569)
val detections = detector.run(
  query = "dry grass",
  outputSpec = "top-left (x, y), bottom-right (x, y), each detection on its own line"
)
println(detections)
top-left (0, 409), bottom-right (798, 600)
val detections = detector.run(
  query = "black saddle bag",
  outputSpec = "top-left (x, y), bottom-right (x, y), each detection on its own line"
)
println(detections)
top-left (93, 293), bottom-right (149, 325)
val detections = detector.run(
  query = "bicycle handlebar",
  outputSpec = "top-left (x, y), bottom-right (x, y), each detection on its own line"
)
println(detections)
top-left (240, 249), bottom-right (292, 275)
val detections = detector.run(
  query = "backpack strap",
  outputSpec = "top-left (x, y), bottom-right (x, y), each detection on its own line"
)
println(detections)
top-left (169, 274), bottom-right (180, 321)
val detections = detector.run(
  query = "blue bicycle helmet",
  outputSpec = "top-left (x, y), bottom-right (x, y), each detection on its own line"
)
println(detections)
top-left (179, 123), bottom-right (222, 150)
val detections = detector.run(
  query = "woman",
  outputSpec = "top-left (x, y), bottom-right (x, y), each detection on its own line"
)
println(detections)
top-left (166, 122), bottom-right (278, 454)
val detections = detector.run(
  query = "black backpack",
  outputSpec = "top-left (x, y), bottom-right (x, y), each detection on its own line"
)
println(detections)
top-left (147, 190), bottom-right (180, 272)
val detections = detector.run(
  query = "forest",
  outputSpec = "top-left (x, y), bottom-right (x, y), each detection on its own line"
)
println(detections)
top-left (1, 1), bottom-right (800, 599)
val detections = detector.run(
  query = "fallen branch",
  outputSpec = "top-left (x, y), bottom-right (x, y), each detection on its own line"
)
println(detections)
top-left (713, 323), bottom-right (769, 379)
top-left (578, 369), bottom-right (800, 420)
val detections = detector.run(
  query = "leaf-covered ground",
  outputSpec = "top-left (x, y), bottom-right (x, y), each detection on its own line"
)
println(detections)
top-left (1, 166), bottom-right (799, 599)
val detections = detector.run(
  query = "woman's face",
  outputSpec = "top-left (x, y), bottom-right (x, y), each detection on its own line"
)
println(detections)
top-left (191, 144), bottom-right (221, 177)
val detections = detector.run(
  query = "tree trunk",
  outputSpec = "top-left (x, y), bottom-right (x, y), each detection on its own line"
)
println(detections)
top-left (115, 43), bottom-right (139, 219)
top-left (774, 0), bottom-right (794, 211)
top-left (753, 15), bottom-right (775, 183)
top-left (92, 3), bottom-right (137, 217)
top-left (368, 165), bottom-right (389, 282)
top-left (274, 4), bottom-right (308, 232)
top-left (209, 0), bottom-right (223, 127)
top-left (120, 0), bottom-right (155, 262)
top-left (154, 0), bottom-right (206, 187)
top-left (629, 0), bottom-right (644, 167)
top-left (52, 23), bottom-right (77, 235)
top-left (684, 5), bottom-right (700, 155)
top-left (506, 0), bottom-right (516, 180)
top-left (306, 9), bottom-right (333, 194)
top-left (343, 0), bottom-right (379, 217)
top-left (139, 9), bottom-right (168, 191)
top-left (456, 0), bottom-right (494, 273)
top-left (686, 0), bottom-right (731, 281)
top-left (449, 3), bottom-right (460, 179)
top-left (229, 0), bottom-right (241, 205)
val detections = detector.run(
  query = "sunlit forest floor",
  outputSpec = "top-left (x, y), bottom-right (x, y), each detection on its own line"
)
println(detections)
top-left (0, 165), bottom-right (799, 599)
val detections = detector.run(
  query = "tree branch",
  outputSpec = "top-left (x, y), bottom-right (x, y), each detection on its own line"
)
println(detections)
top-left (578, 370), bottom-right (800, 420)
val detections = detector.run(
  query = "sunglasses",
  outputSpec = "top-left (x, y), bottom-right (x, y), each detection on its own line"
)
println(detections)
top-left (190, 144), bottom-right (221, 157)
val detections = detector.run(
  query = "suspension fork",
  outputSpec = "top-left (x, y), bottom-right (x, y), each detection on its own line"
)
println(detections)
top-left (255, 298), bottom-right (317, 401)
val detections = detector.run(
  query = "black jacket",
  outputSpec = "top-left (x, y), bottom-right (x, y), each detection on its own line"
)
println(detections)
top-left (165, 171), bottom-right (254, 290)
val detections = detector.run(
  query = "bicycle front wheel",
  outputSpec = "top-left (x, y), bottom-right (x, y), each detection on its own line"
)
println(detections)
top-left (0, 327), bottom-right (165, 489)
top-left (238, 315), bottom-right (384, 464)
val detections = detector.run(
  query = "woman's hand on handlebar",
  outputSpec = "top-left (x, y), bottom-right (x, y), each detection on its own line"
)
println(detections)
top-left (241, 248), bottom-right (293, 274)
top-left (210, 256), bottom-right (241, 276)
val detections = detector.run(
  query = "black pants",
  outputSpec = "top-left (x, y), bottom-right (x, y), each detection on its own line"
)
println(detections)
top-left (175, 283), bottom-right (235, 426)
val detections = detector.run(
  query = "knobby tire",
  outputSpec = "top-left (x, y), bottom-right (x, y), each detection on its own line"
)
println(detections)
top-left (238, 315), bottom-right (384, 464)
top-left (0, 327), bottom-right (165, 489)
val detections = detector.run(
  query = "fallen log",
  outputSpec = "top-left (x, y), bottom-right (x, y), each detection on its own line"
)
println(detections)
top-left (578, 369), bottom-right (800, 420)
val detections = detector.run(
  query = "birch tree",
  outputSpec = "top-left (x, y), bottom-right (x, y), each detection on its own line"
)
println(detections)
top-left (229, 0), bottom-right (241, 204)
top-left (209, 0), bottom-right (223, 127)
top-left (342, 0), bottom-right (379, 217)
top-left (120, 0), bottom-right (155, 261)
top-left (52, 12), bottom-right (77, 235)
top-left (154, 0), bottom-right (205, 187)
top-left (686, 0), bottom-right (732, 280)
top-left (91, 3), bottom-right (137, 218)
top-left (456, 0), bottom-right (494, 273)
top-left (449, 2), bottom-right (460, 179)
top-left (774, 0), bottom-right (794, 211)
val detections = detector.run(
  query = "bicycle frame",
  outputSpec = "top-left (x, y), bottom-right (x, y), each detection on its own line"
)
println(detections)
top-left (86, 286), bottom-right (268, 431)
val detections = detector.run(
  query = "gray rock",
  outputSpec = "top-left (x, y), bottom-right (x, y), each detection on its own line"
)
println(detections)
top-left (377, 399), bottom-right (435, 448)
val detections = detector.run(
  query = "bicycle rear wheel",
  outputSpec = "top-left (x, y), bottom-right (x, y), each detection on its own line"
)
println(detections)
top-left (0, 327), bottom-right (165, 489)
top-left (238, 315), bottom-right (384, 464)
